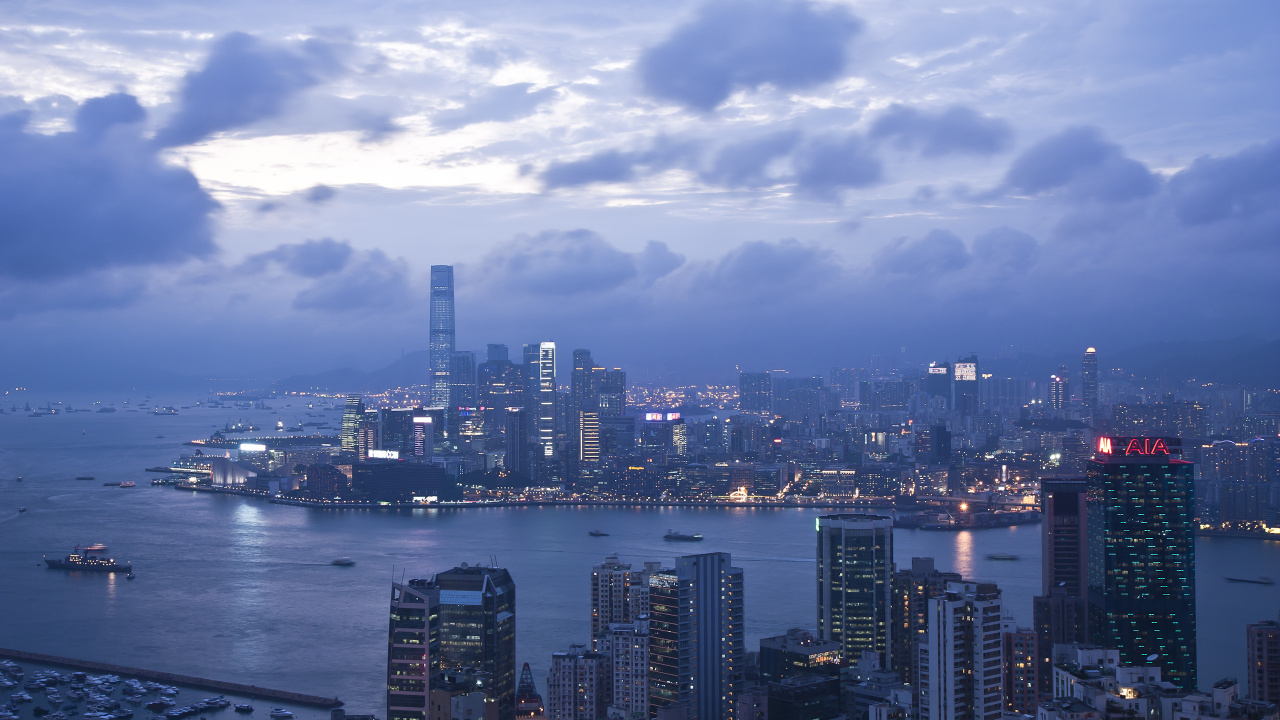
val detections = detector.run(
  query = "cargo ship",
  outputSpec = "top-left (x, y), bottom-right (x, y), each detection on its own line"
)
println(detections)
top-left (663, 530), bottom-right (703, 542)
top-left (44, 548), bottom-right (132, 573)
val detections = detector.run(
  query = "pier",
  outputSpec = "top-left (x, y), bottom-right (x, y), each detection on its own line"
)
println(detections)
top-left (0, 648), bottom-right (343, 708)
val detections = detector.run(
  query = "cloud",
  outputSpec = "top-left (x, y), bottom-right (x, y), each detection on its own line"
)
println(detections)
top-left (1168, 138), bottom-right (1280, 225)
top-left (1004, 126), bottom-right (1157, 203)
top-left (0, 97), bottom-right (218, 282)
top-left (870, 104), bottom-right (1013, 157)
top-left (873, 229), bottom-right (971, 276)
top-left (292, 249), bottom-right (410, 312)
top-left (540, 137), bottom-right (701, 190)
top-left (477, 229), bottom-right (684, 294)
top-left (154, 32), bottom-right (346, 148)
top-left (433, 83), bottom-right (557, 132)
top-left (639, 0), bottom-right (862, 111)
top-left (305, 184), bottom-right (336, 204)
top-left (245, 238), bottom-right (352, 278)
top-left (793, 133), bottom-right (883, 201)
top-left (694, 238), bottom-right (838, 292)
top-left (700, 130), bottom-right (801, 188)
top-left (971, 226), bottom-right (1038, 273)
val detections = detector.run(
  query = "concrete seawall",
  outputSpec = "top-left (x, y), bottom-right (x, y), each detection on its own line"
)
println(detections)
top-left (0, 648), bottom-right (343, 708)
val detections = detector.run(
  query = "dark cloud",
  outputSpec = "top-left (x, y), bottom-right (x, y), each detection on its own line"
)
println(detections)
top-left (292, 249), bottom-right (410, 312)
top-left (873, 229), bottom-right (971, 276)
top-left (639, 0), bottom-right (862, 111)
top-left (695, 238), bottom-right (837, 292)
top-left (1168, 138), bottom-right (1280, 225)
top-left (540, 137), bottom-right (701, 190)
top-left (700, 130), bottom-right (800, 188)
top-left (245, 238), bottom-right (352, 278)
top-left (478, 229), bottom-right (683, 294)
top-left (793, 133), bottom-right (883, 201)
top-left (870, 104), bottom-right (1013, 156)
top-left (0, 270), bottom-right (147, 321)
top-left (971, 226), bottom-right (1038, 273)
top-left (154, 32), bottom-right (346, 148)
top-left (305, 184), bottom-right (336, 204)
top-left (1004, 126), bottom-right (1157, 203)
top-left (433, 83), bottom-right (557, 132)
top-left (0, 98), bottom-right (218, 281)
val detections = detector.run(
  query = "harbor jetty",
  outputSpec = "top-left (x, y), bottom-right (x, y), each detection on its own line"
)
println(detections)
top-left (0, 647), bottom-right (343, 707)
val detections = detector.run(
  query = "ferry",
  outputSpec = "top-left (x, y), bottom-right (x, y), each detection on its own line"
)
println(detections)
top-left (45, 548), bottom-right (131, 573)
top-left (119, 481), bottom-right (136, 488)
top-left (663, 530), bottom-right (703, 542)
top-left (588, 530), bottom-right (609, 537)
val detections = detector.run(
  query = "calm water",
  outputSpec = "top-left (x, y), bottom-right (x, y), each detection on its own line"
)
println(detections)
top-left (1, 400), bottom-right (1277, 712)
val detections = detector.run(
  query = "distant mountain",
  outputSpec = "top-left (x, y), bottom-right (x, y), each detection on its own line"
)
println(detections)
top-left (276, 350), bottom-right (433, 392)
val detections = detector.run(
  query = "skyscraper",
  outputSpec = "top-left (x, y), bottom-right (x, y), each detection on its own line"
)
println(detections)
top-left (649, 552), bottom-right (745, 720)
top-left (890, 557), bottom-right (961, 688)
top-left (1081, 347), bottom-right (1098, 421)
top-left (534, 342), bottom-right (556, 459)
top-left (953, 355), bottom-right (980, 416)
top-left (1087, 436), bottom-right (1197, 688)
top-left (571, 349), bottom-right (604, 443)
top-left (341, 393), bottom-right (364, 452)
top-left (1032, 478), bottom-right (1089, 694)
top-left (1048, 372), bottom-right (1069, 411)
top-left (925, 362), bottom-right (952, 408)
top-left (918, 581), bottom-right (1004, 720)
top-left (430, 265), bottom-right (456, 407)
top-left (546, 644), bottom-right (610, 720)
top-left (599, 369), bottom-right (627, 417)
top-left (816, 514), bottom-right (893, 665)
top-left (591, 554), bottom-right (658, 639)
top-left (738, 371), bottom-right (772, 415)
top-left (391, 565), bottom-right (518, 720)
top-left (598, 618), bottom-right (650, 720)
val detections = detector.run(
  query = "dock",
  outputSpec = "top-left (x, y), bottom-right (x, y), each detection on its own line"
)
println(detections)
top-left (0, 648), bottom-right (343, 707)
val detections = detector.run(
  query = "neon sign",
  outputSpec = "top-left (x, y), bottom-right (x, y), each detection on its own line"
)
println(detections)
top-left (1097, 437), bottom-right (1171, 456)
top-left (1097, 437), bottom-right (1112, 454)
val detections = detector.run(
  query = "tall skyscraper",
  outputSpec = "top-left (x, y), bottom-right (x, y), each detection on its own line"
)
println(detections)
top-left (341, 393), bottom-right (364, 452)
top-left (391, 566), bottom-right (518, 720)
top-left (1247, 615), bottom-right (1280, 704)
top-left (890, 557), bottom-right (961, 688)
top-left (925, 362), bottom-right (952, 408)
top-left (816, 514), bottom-right (893, 665)
top-left (953, 355), bottom-right (980, 416)
top-left (918, 581), bottom-right (1004, 720)
top-left (591, 555), bottom-right (658, 639)
top-left (449, 351), bottom-right (478, 408)
top-left (1033, 478), bottom-right (1090, 694)
top-left (571, 349), bottom-right (605, 442)
top-left (1087, 436), bottom-right (1196, 688)
top-left (649, 552), bottom-right (745, 720)
top-left (533, 342), bottom-right (556, 459)
top-left (1081, 347), bottom-right (1098, 421)
top-left (738, 371), bottom-right (772, 415)
top-left (598, 369), bottom-right (627, 417)
top-left (1048, 372), bottom-right (1069, 411)
top-left (430, 265), bottom-right (456, 407)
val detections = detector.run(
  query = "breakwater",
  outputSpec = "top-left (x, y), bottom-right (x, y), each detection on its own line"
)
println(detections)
top-left (0, 648), bottom-right (343, 708)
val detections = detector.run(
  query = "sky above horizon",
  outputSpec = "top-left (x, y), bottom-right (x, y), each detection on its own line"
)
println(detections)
top-left (0, 0), bottom-right (1277, 387)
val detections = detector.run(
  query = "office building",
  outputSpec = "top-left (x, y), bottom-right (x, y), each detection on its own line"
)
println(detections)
top-left (429, 669), bottom-right (499, 720)
top-left (394, 566), bottom-right (518, 720)
top-left (430, 266), bottom-right (456, 407)
top-left (918, 581), bottom-right (1004, 720)
top-left (450, 351), bottom-right (478, 409)
top-left (1248, 616), bottom-right (1280, 704)
top-left (926, 362), bottom-right (952, 408)
top-left (547, 644), bottom-right (610, 720)
top-left (599, 619), bottom-right (651, 720)
top-left (1087, 436), bottom-right (1197, 688)
top-left (591, 555), bottom-right (658, 638)
top-left (1081, 348), bottom-right (1098, 420)
top-left (953, 355), bottom-right (980, 416)
top-left (1034, 478), bottom-right (1090, 693)
top-left (890, 557), bottom-right (962, 688)
top-left (816, 514), bottom-right (893, 664)
top-left (528, 342), bottom-right (557, 459)
top-left (580, 411), bottom-right (601, 468)
top-left (739, 372), bottom-right (772, 415)
top-left (766, 675), bottom-right (840, 720)
top-left (381, 408), bottom-right (419, 458)
top-left (342, 393), bottom-right (365, 452)
top-left (571, 350), bottom-right (605, 441)
top-left (479, 357), bottom-right (524, 438)
top-left (599, 369), bottom-right (627, 417)
top-left (649, 552), bottom-right (745, 720)
top-left (758, 629), bottom-right (841, 685)
top-left (352, 461), bottom-right (446, 502)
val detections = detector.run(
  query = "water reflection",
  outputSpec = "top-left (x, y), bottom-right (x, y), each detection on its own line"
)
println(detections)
top-left (954, 530), bottom-right (975, 578)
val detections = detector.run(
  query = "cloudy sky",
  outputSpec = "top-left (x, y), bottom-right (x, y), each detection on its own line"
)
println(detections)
top-left (0, 0), bottom-right (1276, 387)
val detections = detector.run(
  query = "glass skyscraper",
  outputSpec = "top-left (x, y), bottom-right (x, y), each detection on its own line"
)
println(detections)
top-left (1081, 347), bottom-right (1098, 420)
top-left (1086, 436), bottom-right (1196, 688)
top-left (429, 265), bottom-right (456, 408)
top-left (816, 514), bottom-right (893, 664)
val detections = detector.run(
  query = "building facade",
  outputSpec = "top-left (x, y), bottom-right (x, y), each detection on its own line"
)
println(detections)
top-left (918, 582), bottom-right (1004, 720)
top-left (816, 514), bottom-right (894, 664)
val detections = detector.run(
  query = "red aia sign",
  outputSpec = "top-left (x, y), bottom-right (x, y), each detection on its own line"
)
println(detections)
top-left (1097, 437), bottom-right (1170, 455)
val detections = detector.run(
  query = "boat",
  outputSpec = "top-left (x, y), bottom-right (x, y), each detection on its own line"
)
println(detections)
top-left (588, 530), bottom-right (609, 537)
top-left (234, 706), bottom-right (253, 714)
top-left (268, 710), bottom-right (293, 719)
top-left (126, 573), bottom-right (136, 580)
top-left (45, 549), bottom-right (131, 573)
top-left (75, 476), bottom-right (94, 482)
top-left (119, 481), bottom-right (136, 488)
top-left (1225, 576), bottom-right (1274, 585)
top-left (985, 553), bottom-right (1020, 561)
top-left (331, 558), bottom-right (356, 567)
top-left (18, 507), bottom-right (26, 513)
top-left (663, 530), bottom-right (704, 542)
top-left (83, 543), bottom-right (108, 552)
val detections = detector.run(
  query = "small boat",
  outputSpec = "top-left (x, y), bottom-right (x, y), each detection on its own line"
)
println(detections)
top-left (985, 553), bottom-right (1020, 561)
top-left (126, 573), bottom-right (136, 580)
top-left (268, 709), bottom-right (293, 719)
top-left (331, 558), bottom-right (355, 567)
top-left (1225, 576), bottom-right (1274, 585)
top-left (75, 476), bottom-right (94, 482)
top-left (663, 530), bottom-right (703, 542)
top-left (18, 507), bottom-right (26, 513)
top-left (15, 476), bottom-right (21, 482)
top-left (234, 706), bottom-right (253, 714)
top-left (588, 530), bottom-right (609, 537)
top-left (119, 481), bottom-right (136, 488)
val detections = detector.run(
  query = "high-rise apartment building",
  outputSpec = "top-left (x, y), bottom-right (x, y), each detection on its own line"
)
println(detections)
top-left (1048, 372), bottom-right (1069, 411)
top-left (599, 618), bottom-right (651, 720)
top-left (1087, 436), bottom-right (1197, 688)
top-left (816, 514), bottom-right (893, 664)
top-left (739, 371), bottom-right (772, 415)
top-left (1246, 616), bottom-right (1280, 704)
top-left (591, 554), bottom-right (659, 638)
top-left (1033, 477), bottom-right (1090, 692)
top-left (430, 265), bottom-right (456, 407)
top-left (890, 557), bottom-right (962, 687)
top-left (391, 566), bottom-right (518, 720)
top-left (918, 581), bottom-right (1004, 720)
top-left (1001, 624), bottom-right (1037, 715)
top-left (1081, 348), bottom-right (1098, 420)
top-left (341, 393), bottom-right (364, 452)
top-left (546, 644), bottom-right (610, 720)
top-left (649, 552), bottom-right (745, 720)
